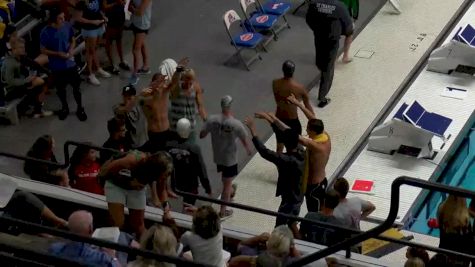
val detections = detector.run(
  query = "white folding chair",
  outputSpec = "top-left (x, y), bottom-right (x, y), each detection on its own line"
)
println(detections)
top-left (223, 10), bottom-right (264, 70)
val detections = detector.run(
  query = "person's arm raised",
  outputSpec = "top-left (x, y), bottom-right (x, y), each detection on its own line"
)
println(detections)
top-left (287, 93), bottom-right (316, 120)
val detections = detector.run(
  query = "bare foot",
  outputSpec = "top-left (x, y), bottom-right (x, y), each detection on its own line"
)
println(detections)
top-left (342, 56), bottom-right (353, 64)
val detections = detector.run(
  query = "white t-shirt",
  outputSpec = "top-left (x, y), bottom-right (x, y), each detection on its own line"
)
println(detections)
top-left (180, 230), bottom-right (224, 267)
top-left (333, 197), bottom-right (372, 230)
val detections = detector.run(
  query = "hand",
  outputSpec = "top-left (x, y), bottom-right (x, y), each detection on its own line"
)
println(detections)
top-left (102, 248), bottom-right (116, 257)
top-left (254, 112), bottom-right (267, 120)
top-left (151, 198), bottom-right (161, 208)
top-left (141, 87), bottom-right (153, 96)
top-left (259, 232), bottom-right (270, 242)
top-left (287, 93), bottom-right (299, 105)
top-left (184, 203), bottom-right (197, 214)
top-left (244, 116), bottom-right (256, 134)
top-left (58, 52), bottom-right (69, 59)
top-left (92, 20), bottom-right (104, 26)
top-left (163, 210), bottom-right (173, 221)
top-left (177, 57), bottom-right (190, 67)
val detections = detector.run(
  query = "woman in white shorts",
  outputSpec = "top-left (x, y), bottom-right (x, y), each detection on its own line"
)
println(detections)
top-left (99, 150), bottom-right (173, 237)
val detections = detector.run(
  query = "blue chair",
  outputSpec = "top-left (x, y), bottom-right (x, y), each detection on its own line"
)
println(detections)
top-left (256, 0), bottom-right (291, 29)
top-left (223, 10), bottom-right (264, 70)
top-left (239, 0), bottom-right (279, 41)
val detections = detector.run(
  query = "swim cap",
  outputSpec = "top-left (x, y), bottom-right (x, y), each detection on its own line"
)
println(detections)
top-left (176, 118), bottom-right (192, 139)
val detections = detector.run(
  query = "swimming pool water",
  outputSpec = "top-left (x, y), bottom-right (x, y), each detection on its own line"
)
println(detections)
top-left (409, 127), bottom-right (475, 236)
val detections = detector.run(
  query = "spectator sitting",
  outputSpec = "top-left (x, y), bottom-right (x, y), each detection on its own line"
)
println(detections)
top-left (1, 39), bottom-right (52, 118)
top-left (68, 144), bottom-right (104, 195)
top-left (49, 210), bottom-right (120, 267)
top-left (0, 177), bottom-right (68, 232)
top-left (333, 177), bottom-right (375, 252)
top-left (128, 224), bottom-right (178, 267)
top-left (180, 206), bottom-right (226, 267)
top-left (405, 257), bottom-right (425, 267)
top-left (101, 117), bottom-right (131, 163)
top-left (24, 135), bottom-right (69, 186)
top-left (437, 195), bottom-right (474, 266)
top-left (298, 189), bottom-right (349, 247)
top-left (406, 247), bottom-right (429, 266)
top-left (229, 225), bottom-right (303, 267)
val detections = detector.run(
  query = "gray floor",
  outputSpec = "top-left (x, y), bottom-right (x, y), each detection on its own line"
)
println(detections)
top-left (0, 0), bottom-right (385, 205)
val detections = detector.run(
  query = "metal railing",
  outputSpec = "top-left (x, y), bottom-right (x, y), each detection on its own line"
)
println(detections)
top-left (2, 142), bottom-right (475, 266)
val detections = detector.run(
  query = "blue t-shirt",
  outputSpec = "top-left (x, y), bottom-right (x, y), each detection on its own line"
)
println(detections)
top-left (40, 22), bottom-right (76, 71)
top-left (49, 242), bottom-right (118, 267)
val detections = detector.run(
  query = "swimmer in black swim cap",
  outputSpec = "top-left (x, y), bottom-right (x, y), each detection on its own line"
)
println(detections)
top-left (282, 60), bottom-right (295, 78)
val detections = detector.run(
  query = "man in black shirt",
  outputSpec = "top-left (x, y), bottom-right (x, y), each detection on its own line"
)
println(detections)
top-left (166, 118), bottom-right (212, 210)
top-left (245, 112), bottom-right (305, 233)
top-left (306, 0), bottom-right (354, 108)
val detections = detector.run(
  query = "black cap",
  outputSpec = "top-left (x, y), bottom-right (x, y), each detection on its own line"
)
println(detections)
top-left (282, 60), bottom-right (295, 78)
top-left (122, 85), bottom-right (136, 96)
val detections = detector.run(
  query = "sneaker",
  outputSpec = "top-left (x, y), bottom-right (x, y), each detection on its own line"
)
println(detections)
top-left (97, 68), bottom-right (112, 78)
top-left (76, 62), bottom-right (87, 75)
top-left (219, 209), bottom-right (233, 219)
top-left (88, 74), bottom-right (101, 86)
top-left (137, 68), bottom-right (151, 75)
top-left (57, 108), bottom-right (69, 120)
top-left (76, 108), bottom-right (87, 121)
top-left (33, 110), bottom-right (54, 119)
top-left (129, 74), bottom-right (139, 85)
top-left (317, 98), bottom-right (331, 108)
top-left (119, 62), bottom-right (131, 71)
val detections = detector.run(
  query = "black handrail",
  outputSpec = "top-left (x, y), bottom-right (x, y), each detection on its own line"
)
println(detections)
top-left (0, 216), bottom-right (211, 267)
top-left (288, 176), bottom-right (475, 266)
top-left (3, 143), bottom-right (475, 264)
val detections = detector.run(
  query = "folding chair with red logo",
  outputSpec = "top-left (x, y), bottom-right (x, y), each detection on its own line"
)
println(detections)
top-left (239, 0), bottom-right (280, 43)
top-left (255, 0), bottom-right (291, 29)
top-left (223, 10), bottom-right (265, 71)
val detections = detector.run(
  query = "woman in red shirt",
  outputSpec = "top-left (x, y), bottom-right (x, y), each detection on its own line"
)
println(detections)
top-left (68, 145), bottom-right (104, 195)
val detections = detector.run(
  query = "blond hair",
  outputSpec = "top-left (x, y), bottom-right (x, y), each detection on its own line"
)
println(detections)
top-left (404, 257), bottom-right (425, 267)
top-left (266, 225), bottom-right (293, 258)
top-left (437, 195), bottom-right (470, 234)
top-left (135, 225), bottom-right (177, 267)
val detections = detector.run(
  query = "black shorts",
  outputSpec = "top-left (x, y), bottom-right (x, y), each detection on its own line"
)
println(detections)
top-left (305, 178), bottom-right (328, 212)
top-left (145, 130), bottom-right (172, 152)
top-left (131, 24), bottom-right (149, 34)
top-left (274, 119), bottom-right (302, 143)
top-left (217, 164), bottom-right (238, 178)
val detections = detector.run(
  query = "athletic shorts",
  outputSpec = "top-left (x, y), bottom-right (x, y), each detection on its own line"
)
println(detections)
top-left (305, 178), bottom-right (328, 212)
top-left (131, 24), bottom-right (149, 34)
top-left (105, 25), bottom-right (124, 40)
top-left (217, 164), bottom-right (238, 178)
top-left (275, 119), bottom-right (302, 143)
top-left (104, 180), bottom-right (146, 210)
top-left (82, 26), bottom-right (105, 38)
top-left (145, 130), bottom-right (172, 152)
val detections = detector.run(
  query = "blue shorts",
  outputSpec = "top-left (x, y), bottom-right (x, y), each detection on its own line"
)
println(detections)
top-left (82, 26), bottom-right (105, 38)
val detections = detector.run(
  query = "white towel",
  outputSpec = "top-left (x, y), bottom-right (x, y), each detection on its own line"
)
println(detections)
top-left (158, 58), bottom-right (178, 81)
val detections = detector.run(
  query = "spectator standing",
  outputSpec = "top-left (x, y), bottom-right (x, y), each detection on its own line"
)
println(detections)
top-left (49, 211), bottom-right (120, 267)
top-left (170, 62), bottom-right (207, 143)
top-left (1, 40), bottom-right (52, 118)
top-left (114, 85), bottom-right (148, 149)
top-left (306, 0), bottom-right (354, 107)
top-left (101, 117), bottom-right (131, 163)
top-left (246, 113), bottom-right (305, 232)
top-left (200, 96), bottom-right (251, 218)
top-left (299, 190), bottom-right (349, 247)
top-left (339, 0), bottom-right (358, 63)
top-left (128, 0), bottom-right (151, 85)
top-left (68, 145), bottom-right (104, 195)
top-left (166, 118), bottom-right (212, 209)
top-left (181, 206), bottom-right (225, 267)
top-left (287, 94), bottom-right (331, 212)
top-left (24, 135), bottom-right (69, 186)
top-left (98, 151), bottom-right (173, 237)
top-left (40, 8), bottom-right (87, 121)
top-left (272, 60), bottom-right (313, 154)
top-left (102, 0), bottom-right (129, 74)
top-left (74, 0), bottom-right (111, 85)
